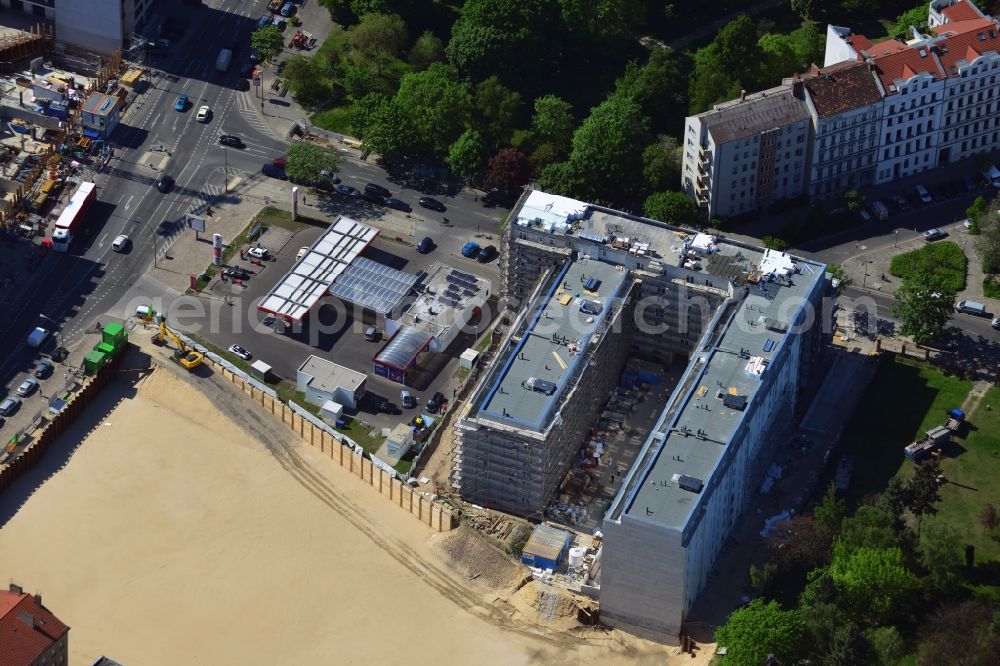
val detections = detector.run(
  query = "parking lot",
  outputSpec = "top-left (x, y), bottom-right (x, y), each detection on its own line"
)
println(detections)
top-left (182, 217), bottom-right (500, 433)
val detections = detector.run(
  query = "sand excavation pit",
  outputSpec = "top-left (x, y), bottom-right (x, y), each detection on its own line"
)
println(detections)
top-left (0, 358), bottom-right (688, 665)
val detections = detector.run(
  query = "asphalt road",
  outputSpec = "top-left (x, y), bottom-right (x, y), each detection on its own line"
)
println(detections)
top-left (0, 0), bottom-right (508, 438)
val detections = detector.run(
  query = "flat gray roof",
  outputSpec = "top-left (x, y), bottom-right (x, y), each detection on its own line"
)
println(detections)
top-left (298, 355), bottom-right (366, 393)
top-left (622, 248), bottom-right (826, 530)
top-left (478, 258), bottom-right (629, 431)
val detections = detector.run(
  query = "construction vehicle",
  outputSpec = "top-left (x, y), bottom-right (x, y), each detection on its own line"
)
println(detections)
top-left (904, 425), bottom-right (951, 461)
top-left (152, 319), bottom-right (204, 370)
top-left (289, 31), bottom-right (315, 49)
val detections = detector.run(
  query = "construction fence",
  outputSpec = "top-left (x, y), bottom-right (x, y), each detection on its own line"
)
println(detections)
top-left (203, 355), bottom-right (457, 532)
top-left (0, 349), bottom-right (122, 494)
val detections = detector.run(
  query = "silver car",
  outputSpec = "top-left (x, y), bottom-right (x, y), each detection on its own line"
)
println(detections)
top-left (17, 378), bottom-right (39, 397)
top-left (0, 395), bottom-right (22, 415)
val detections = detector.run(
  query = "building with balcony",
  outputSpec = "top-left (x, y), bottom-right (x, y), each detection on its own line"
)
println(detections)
top-left (685, 0), bottom-right (1000, 217)
top-left (682, 86), bottom-right (812, 219)
top-left (454, 189), bottom-right (829, 638)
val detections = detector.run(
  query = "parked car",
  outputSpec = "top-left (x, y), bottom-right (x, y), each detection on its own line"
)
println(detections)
top-left (427, 391), bottom-right (445, 413)
top-left (219, 135), bottom-right (244, 148)
top-left (385, 198), bottom-right (411, 212)
top-left (363, 191), bottom-right (385, 205)
top-left (249, 48), bottom-right (260, 63)
top-left (462, 241), bottom-right (481, 258)
top-left (256, 14), bottom-right (270, 30)
top-left (992, 317), bottom-right (1000, 330)
top-left (377, 399), bottom-right (400, 415)
top-left (296, 246), bottom-right (309, 260)
top-left (476, 245), bottom-right (498, 263)
top-left (17, 378), bottom-right (38, 397)
top-left (262, 163), bottom-right (287, 180)
top-left (156, 174), bottom-right (174, 193)
top-left (51, 346), bottom-right (68, 362)
top-left (416, 237), bottom-right (434, 254)
top-left (400, 390), bottom-right (416, 409)
top-left (223, 267), bottom-right (251, 280)
top-left (923, 228), bottom-right (947, 242)
top-left (196, 105), bottom-right (211, 122)
top-left (272, 157), bottom-right (287, 169)
top-left (280, 1), bottom-right (296, 17)
top-left (239, 62), bottom-right (255, 78)
top-left (0, 396), bottom-right (22, 416)
top-left (892, 193), bottom-right (910, 211)
top-left (272, 16), bottom-right (286, 30)
top-left (364, 325), bottom-right (381, 342)
top-left (335, 184), bottom-right (361, 198)
top-left (228, 344), bottom-right (252, 361)
top-left (247, 247), bottom-right (270, 260)
top-left (112, 234), bottom-right (130, 252)
top-left (915, 184), bottom-right (933, 204)
top-left (34, 360), bottom-right (54, 379)
top-left (364, 183), bottom-right (391, 199)
top-left (858, 209), bottom-right (872, 223)
top-left (963, 175), bottom-right (979, 191)
top-left (956, 300), bottom-right (987, 316)
top-left (261, 315), bottom-right (277, 327)
top-left (174, 94), bottom-right (188, 111)
top-left (419, 196), bottom-right (446, 212)
top-left (963, 218), bottom-right (974, 230)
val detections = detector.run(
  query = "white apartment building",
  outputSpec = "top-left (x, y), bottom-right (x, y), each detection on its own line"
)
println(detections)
top-left (682, 86), bottom-right (812, 219)
top-left (799, 62), bottom-right (884, 197)
top-left (1, 0), bottom-right (153, 54)
top-left (688, 0), bottom-right (1000, 217)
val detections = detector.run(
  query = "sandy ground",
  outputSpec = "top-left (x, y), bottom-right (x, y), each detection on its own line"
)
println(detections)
top-left (0, 353), bottom-right (706, 666)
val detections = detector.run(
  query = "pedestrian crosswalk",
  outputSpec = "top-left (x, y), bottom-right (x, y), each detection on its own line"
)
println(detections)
top-left (235, 91), bottom-right (279, 140)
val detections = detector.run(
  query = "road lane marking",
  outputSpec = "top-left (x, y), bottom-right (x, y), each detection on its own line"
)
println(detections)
top-left (98, 233), bottom-right (108, 247)
top-left (124, 194), bottom-right (134, 211)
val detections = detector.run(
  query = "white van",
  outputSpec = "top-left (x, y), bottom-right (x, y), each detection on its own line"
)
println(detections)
top-left (956, 300), bottom-right (987, 316)
top-left (982, 164), bottom-right (1000, 188)
top-left (870, 200), bottom-right (889, 220)
top-left (915, 184), bottom-right (932, 203)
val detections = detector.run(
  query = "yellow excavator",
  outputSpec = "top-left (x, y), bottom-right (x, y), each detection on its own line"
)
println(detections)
top-left (152, 319), bottom-right (204, 370)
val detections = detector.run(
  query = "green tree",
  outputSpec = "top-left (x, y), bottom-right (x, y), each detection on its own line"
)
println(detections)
top-left (891, 278), bottom-right (956, 345)
top-left (798, 600), bottom-right (844, 659)
top-left (716, 15), bottom-right (764, 89)
top-left (538, 160), bottom-right (587, 199)
top-left (642, 136), bottom-right (682, 192)
top-left (446, 129), bottom-right (487, 180)
top-left (714, 599), bottom-right (803, 666)
top-left (531, 95), bottom-right (576, 158)
top-left (758, 33), bottom-right (800, 80)
top-left (284, 143), bottom-right (342, 186)
top-left (346, 12), bottom-right (407, 76)
top-left (829, 547), bottom-right (919, 623)
top-left (825, 621), bottom-right (872, 666)
top-left (556, 0), bottom-right (644, 42)
top-left (251, 25), bottom-right (285, 64)
top-left (918, 521), bottom-right (963, 595)
top-left (613, 49), bottom-right (687, 133)
top-left (485, 148), bottom-right (532, 193)
top-left (834, 506), bottom-right (900, 554)
top-left (790, 0), bottom-right (816, 20)
top-left (762, 235), bottom-right (790, 251)
top-left (356, 95), bottom-right (413, 158)
top-left (973, 207), bottom-right (1000, 273)
top-left (907, 461), bottom-right (942, 532)
top-left (689, 43), bottom-right (741, 113)
top-left (473, 76), bottom-right (522, 148)
top-left (644, 191), bottom-right (699, 226)
top-left (787, 22), bottom-right (826, 67)
top-left (814, 483), bottom-right (846, 537)
top-left (282, 55), bottom-right (330, 108)
top-left (445, 0), bottom-right (559, 84)
top-left (866, 626), bottom-right (906, 666)
top-left (917, 601), bottom-right (1000, 666)
top-left (342, 62), bottom-right (378, 100)
top-left (965, 194), bottom-right (987, 223)
top-left (894, 5), bottom-right (929, 36)
top-left (552, 95), bottom-right (650, 203)
top-left (393, 62), bottom-right (471, 156)
top-left (842, 188), bottom-right (865, 213)
top-left (408, 30), bottom-right (444, 70)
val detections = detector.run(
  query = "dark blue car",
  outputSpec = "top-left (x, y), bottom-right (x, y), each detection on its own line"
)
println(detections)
top-left (262, 163), bottom-right (286, 180)
top-left (416, 237), bottom-right (433, 254)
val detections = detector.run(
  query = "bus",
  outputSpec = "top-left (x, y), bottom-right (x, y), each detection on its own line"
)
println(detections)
top-left (51, 181), bottom-right (96, 252)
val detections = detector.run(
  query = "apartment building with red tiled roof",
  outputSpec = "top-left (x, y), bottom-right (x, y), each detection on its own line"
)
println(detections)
top-left (0, 583), bottom-right (70, 666)
top-left (683, 0), bottom-right (1000, 218)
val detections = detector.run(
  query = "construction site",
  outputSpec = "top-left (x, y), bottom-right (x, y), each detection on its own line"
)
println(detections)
top-left (442, 189), bottom-right (831, 642)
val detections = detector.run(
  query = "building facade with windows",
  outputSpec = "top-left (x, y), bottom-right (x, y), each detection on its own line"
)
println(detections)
top-left (685, 0), bottom-right (1000, 217)
top-left (0, 0), bottom-right (152, 54)
top-left (682, 86), bottom-right (812, 219)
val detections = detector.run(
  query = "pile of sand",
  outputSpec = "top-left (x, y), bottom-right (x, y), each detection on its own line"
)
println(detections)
top-left (0, 364), bottom-right (683, 665)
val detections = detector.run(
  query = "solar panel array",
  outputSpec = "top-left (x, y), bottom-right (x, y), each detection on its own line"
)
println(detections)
top-left (439, 269), bottom-right (481, 309)
top-left (328, 257), bottom-right (419, 314)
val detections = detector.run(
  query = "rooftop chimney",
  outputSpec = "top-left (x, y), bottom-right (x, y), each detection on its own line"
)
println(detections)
top-left (33, 593), bottom-right (42, 607)
top-left (740, 89), bottom-right (747, 102)
top-left (9, 583), bottom-right (23, 595)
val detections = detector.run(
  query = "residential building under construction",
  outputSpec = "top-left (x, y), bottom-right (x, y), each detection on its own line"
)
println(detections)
top-left (452, 189), bottom-right (829, 639)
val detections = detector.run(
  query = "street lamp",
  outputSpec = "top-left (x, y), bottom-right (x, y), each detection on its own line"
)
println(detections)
top-left (223, 145), bottom-right (229, 193)
top-left (894, 229), bottom-right (899, 248)
top-left (861, 259), bottom-right (870, 289)
top-left (37, 314), bottom-right (60, 348)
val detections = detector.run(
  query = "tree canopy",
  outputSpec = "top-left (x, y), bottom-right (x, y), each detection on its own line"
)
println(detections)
top-left (285, 143), bottom-right (342, 186)
top-left (644, 191), bottom-right (699, 226)
top-left (251, 25), bottom-right (285, 64)
top-left (828, 546), bottom-right (919, 623)
top-left (714, 599), bottom-right (803, 666)
top-left (346, 13), bottom-right (407, 75)
top-left (891, 278), bottom-right (957, 345)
